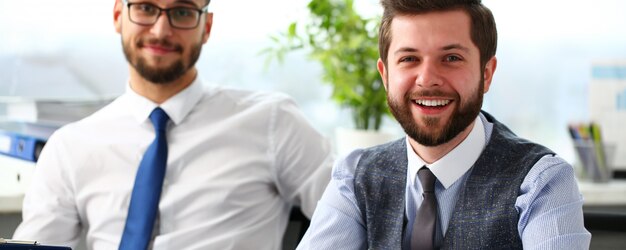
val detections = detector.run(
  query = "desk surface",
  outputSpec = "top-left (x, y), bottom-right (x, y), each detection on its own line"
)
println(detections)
top-left (579, 180), bottom-right (626, 206)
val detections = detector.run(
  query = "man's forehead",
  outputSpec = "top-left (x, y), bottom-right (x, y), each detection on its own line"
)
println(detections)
top-left (392, 10), bottom-right (470, 28)
top-left (388, 11), bottom-right (476, 53)
top-left (390, 11), bottom-right (471, 40)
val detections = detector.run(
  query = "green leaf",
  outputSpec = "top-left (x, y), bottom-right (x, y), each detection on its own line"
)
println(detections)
top-left (288, 22), bottom-right (297, 38)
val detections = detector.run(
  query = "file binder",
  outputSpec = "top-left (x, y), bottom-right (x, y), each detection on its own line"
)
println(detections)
top-left (0, 121), bottom-right (57, 162)
top-left (0, 131), bottom-right (46, 162)
top-left (0, 238), bottom-right (71, 249)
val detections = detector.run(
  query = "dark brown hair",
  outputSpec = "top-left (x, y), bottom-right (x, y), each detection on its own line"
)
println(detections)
top-left (379, 0), bottom-right (497, 68)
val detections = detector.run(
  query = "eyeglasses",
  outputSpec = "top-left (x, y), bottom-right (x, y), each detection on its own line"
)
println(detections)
top-left (123, 1), bottom-right (209, 30)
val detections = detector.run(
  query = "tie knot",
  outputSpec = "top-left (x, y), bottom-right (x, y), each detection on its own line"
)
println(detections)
top-left (417, 167), bottom-right (436, 193)
top-left (150, 107), bottom-right (170, 131)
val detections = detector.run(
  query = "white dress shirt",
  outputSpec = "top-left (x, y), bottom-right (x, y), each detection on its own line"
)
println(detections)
top-left (298, 114), bottom-right (591, 249)
top-left (14, 77), bottom-right (334, 250)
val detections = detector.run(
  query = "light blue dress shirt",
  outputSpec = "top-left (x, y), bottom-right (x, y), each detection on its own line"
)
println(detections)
top-left (297, 114), bottom-right (591, 250)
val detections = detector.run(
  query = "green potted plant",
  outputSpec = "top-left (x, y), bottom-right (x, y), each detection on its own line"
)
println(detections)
top-left (264, 0), bottom-right (393, 154)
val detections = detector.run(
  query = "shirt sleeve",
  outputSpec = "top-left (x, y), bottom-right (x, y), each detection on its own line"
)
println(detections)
top-left (296, 150), bottom-right (368, 250)
top-left (516, 155), bottom-right (592, 249)
top-left (269, 98), bottom-right (334, 218)
top-left (13, 128), bottom-right (81, 248)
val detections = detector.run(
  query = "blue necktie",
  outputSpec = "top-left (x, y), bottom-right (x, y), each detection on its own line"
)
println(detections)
top-left (119, 107), bottom-right (170, 250)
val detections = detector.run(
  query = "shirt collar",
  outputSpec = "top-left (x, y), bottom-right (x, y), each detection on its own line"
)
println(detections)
top-left (124, 77), bottom-right (204, 126)
top-left (407, 115), bottom-right (486, 189)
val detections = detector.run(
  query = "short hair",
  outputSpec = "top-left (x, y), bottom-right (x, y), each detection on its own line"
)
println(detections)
top-left (379, 0), bottom-right (497, 68)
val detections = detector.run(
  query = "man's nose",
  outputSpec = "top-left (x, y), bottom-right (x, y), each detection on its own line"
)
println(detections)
top-left (415, 61), bottom-right (443, 88)
top-left (149, 12), bottom-right (173, 38)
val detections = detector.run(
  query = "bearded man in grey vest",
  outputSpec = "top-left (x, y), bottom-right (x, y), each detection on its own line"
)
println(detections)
top-left (297, 0), bottom-right (591, 249)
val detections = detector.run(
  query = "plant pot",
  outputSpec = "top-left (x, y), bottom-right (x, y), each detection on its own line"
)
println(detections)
top-left (335, 127), bottom-right (397, 156)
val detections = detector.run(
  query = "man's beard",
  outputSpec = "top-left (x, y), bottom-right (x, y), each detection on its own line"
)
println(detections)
top-left (122, 37), bottom-right (202, 84)
top-left (387, 78), bottom-right (484, 147)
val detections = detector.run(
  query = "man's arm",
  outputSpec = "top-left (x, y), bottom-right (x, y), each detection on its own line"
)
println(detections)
top-left (296, 150), bottom-right (367, 250)
top-left (13, 129), bottom-right (81, 248)
top-left (516, 155), bottom-right (592, 249)
top-left (269, 97), bottom-right (334, 217)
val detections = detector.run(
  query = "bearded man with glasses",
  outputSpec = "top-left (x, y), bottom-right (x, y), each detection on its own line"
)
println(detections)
top-left (13, 1), bottom-right (334, 249)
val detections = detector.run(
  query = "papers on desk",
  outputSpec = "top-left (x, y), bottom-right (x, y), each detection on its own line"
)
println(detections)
top-left (0, 96), bottom-right (113, 161)
top-left (0, 98), bottom-right (110, 209)
top-left (1, 97), bottom-right (112, 126)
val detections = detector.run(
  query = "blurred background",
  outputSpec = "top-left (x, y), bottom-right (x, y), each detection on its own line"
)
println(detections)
top-left (2, 0), bottom-right (626, 164)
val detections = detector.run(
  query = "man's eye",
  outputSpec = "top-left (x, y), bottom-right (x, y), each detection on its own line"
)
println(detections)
top-left (172, 8), bottom-right (194, 18)
top-left (445, 55), bottom-right (462, 62)
top-left (400, 56), bottom-right (418, 63)
top-left (137, 4), bottom-right (157, 14)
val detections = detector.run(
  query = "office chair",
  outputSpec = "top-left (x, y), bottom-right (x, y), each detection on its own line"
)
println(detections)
top-left (282, 208), bottom-right (310, 250)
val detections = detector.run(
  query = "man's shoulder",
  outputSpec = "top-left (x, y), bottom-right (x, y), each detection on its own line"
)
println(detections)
top-left (355, 138), bottom-right (407, 177)
top-left (206, 85), bottom-right (294, 109)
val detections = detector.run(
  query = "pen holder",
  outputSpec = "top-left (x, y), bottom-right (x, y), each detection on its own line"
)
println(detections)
top-left (573, 141), bottom-right (614, 183)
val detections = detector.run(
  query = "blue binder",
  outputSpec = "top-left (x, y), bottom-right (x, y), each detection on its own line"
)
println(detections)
top-left (0, 122), bottom-right (58, 162)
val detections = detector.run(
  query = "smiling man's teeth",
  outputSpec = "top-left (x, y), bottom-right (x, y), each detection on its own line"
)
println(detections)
top-left (415, 100), bottom-right (451, 107)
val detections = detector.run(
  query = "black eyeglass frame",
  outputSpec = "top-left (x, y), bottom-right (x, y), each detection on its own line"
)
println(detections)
top-left (122, 0), bottom-right (210, 30)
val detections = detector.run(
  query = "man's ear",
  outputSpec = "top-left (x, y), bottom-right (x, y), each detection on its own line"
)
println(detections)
top-left (113, 0), bottom-right (123, 34)
top-left (482, 56), bottom-right (497, 93)
top-left (377, 58), bottom-right (389, 91)
top-left (202, 13), bottom-right (214, 43)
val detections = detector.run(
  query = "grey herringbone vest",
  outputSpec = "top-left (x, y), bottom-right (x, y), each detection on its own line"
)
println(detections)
top-left (354, 112), bottom-right (554, 249)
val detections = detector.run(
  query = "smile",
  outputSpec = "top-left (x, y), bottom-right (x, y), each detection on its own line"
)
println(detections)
top-left (143, 45), bottom-right (177, 54)
top-left (414, 99), bottom-right (451, 107)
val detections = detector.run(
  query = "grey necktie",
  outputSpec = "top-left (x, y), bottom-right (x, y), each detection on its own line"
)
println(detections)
top-left (411, 167), bottom-right (437, 250)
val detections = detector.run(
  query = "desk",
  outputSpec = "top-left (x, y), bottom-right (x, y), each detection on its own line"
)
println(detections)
top-left (579, 180), bottom-right (626, 206)
top-left (3, 174), bottom-right (626, 212)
